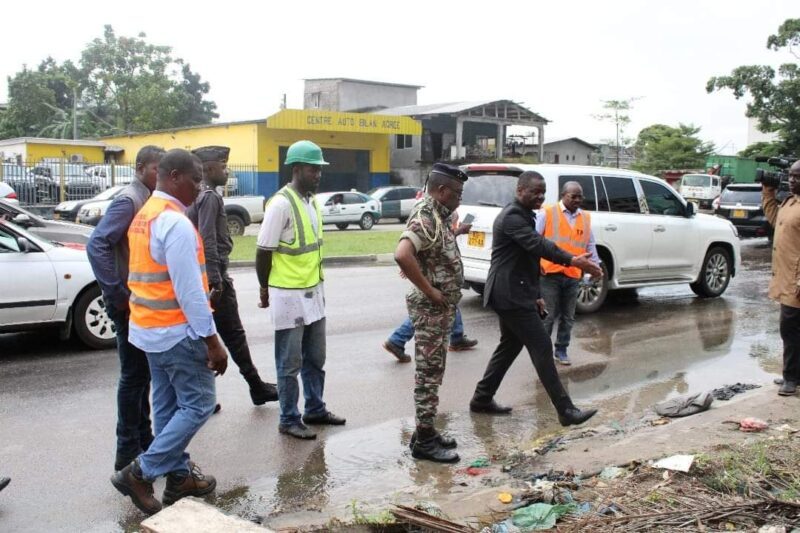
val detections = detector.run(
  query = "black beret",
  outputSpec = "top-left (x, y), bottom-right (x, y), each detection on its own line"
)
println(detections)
top-left (192, 146), bottom-right (230, 163)
top-left (430, 162), bottom-right (468, 182)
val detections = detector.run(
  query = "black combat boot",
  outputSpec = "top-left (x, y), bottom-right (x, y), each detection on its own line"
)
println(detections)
top-left (410, 430), bottom-right (457, 449)
top-left (244, 372), bottom-right (278, 405)
top-left (411, 428), bottom-right (460, 463)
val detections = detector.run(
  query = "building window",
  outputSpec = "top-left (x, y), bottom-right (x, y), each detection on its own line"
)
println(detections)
top-left (311, 92), bottom-right (321, 108)
top-left (396, 134), bottom-right (413, 149)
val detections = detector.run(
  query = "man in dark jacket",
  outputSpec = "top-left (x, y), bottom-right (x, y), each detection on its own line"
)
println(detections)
top-left (470, 171), bottom-right (601, 426)
top-left (87, 145), bottom-right (165, 471)
top-left (187, 146), bottom-right (277, 406)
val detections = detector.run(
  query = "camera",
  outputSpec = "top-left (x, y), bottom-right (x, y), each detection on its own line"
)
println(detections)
top-left (754, 156), bottom-right (798, 188)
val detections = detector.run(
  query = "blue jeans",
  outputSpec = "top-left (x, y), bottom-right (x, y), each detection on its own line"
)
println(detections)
top-left (540, 274), bottom-right (580, 349)
top-left (388, 307), bottom-right (465, 348)
top-left (137, 337), bottom-right (216, 480)
top-left (107, 303), bottom-right (153, 468)
top-left (274, 318), bottom-right (327, 427)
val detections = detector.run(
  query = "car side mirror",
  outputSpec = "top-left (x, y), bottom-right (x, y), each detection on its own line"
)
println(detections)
top-left (684, 202), bottom-right (695, 218)
top-left (17, 237), bottom-right (32, 253)
top-left (12, 213), bottom-right (32, 227)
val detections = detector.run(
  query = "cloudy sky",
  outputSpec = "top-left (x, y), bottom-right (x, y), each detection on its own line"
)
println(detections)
top-left (1, 1), bottom-right (796, 153)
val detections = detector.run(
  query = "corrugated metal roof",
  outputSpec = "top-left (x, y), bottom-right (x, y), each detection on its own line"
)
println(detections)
top-left (378, 99), bottom-right (549, 123)
top-left (304, 77), bottom-right (423, 89)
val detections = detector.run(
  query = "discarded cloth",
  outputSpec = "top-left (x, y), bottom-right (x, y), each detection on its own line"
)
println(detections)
top-left (712, 383), bottom-right (761, 401)
top-left (511, 503), bottom-right (576, 530)
top-left (739, 418), bottom-right (769, 432)
top-left (655, 392), bottom-right (713, 418)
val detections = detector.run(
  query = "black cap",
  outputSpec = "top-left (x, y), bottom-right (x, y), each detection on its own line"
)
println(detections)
top-left (192, 146), bottom-right (230, 163)
top-left (430, 162), bottom-right (468, 182)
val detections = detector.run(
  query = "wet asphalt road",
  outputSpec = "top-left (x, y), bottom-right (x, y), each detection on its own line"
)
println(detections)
top-left (0, 238), bottom-right (783, 531)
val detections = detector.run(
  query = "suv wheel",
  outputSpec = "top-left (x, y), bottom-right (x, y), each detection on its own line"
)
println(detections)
top-left (359, 213), bottom-right (374, 230)
top-left (226, 214), bottom-right (245, 236)
top-left (576, 262), bottom-right (609, 314)
top-left (73, 285), bottom-right (116, 349)
top-left (690, 246), bottom-right (732, 298)
top-left (335, 223), bottom-right (349, 230)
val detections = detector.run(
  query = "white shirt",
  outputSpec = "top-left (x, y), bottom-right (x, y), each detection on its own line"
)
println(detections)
top-left (257, 192), bottom-right (325, 331)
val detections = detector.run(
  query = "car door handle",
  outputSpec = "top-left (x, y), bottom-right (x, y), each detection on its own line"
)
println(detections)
top-left (604, 224), bottom-right (618, 231)
top-left (654, 225), bottom-right (666, 232)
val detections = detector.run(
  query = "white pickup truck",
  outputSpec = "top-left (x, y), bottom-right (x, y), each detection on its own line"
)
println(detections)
top-left (77, 191), bottom-right (265, 235)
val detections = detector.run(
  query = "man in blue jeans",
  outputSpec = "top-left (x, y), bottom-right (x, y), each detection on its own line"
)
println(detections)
top-left (87, 145), bottom-right (164, 472)
top-left (255, 140), bottom-right (345, 440)
top-left (383, 307), bottom-right (478, 362)
top-left (110, 149), bottom-right (228, 515)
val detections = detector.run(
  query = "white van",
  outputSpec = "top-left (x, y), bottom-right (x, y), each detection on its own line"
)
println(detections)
top-left (678, 173), bottom-right (721, 209)
top-left (457, 164), bottom-right (741, 313)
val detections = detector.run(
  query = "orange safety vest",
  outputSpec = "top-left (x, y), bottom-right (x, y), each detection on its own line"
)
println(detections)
top-left (128, 196), bottom-right (209, 328)
top-left (540, 203), bottom-right (591, 279)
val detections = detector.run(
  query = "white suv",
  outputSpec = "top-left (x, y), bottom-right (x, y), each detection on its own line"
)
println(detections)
top-left (458, 164), bottom-right (741, 313)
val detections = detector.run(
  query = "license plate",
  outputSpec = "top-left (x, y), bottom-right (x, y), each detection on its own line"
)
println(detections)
top-left (467, 231), bottom-right (485, 248)
top-left (732, 209), bottom-right (747, 218)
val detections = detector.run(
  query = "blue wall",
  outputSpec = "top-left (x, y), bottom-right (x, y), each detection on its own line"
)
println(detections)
top-left (371, 173), bottom-right (390, 189)
top-left (242, 171), bottom-right (390, 198)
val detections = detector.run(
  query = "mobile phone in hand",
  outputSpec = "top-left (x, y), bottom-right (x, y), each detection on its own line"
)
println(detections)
top-left (461, 213), bottom-right (475, 225)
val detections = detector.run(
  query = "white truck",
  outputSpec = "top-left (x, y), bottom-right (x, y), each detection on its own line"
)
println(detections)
top-left (77, 191), bottom-right (265, 235)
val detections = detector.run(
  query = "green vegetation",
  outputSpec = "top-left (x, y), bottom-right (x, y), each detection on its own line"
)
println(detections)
top-left (229, 230), bottom-right (402, 262)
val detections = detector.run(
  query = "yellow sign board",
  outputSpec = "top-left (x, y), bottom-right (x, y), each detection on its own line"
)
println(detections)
top-left (267, 109), bottom-right (421, 135)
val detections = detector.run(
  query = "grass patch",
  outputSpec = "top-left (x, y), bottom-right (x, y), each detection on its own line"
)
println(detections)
top-left (229, 230), bottom-right (402, 261)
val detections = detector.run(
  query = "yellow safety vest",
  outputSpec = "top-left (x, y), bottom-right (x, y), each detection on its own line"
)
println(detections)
top-left (269, 186), bottom-right (324, 289)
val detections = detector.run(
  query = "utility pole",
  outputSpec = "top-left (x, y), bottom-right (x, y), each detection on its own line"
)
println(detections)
top-left (72, 86), bottom-right (79, 140)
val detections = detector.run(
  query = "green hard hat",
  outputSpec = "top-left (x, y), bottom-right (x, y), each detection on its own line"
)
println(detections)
top-left (284, 140), bottom-right (329, 166)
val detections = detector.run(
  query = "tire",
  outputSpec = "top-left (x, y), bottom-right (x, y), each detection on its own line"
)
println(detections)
top-left (73, 285), bottom-right (116, 350)
top-left (227, 214), bottom-right (245, 236)
top-left (576, 262), bottom-right (609, 314)
top-left (359, 213), bottom-right (375, 230)
top-left (471, 282), bottom-right (485, 296)
top-left (690, 246), bottom-right (732, 298)
top-left (335, 223), bottom-right (349, 230)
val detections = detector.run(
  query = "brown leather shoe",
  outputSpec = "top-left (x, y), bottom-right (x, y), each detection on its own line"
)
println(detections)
top-left (110, 460), bottom-right (162, 515)
top-left (383, 340), bottom-right (411, 363)
top-left (162, 462), bottom-right (217, 505)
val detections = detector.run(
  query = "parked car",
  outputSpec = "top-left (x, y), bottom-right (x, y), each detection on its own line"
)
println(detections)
top-left (316, 191), bottom-right (382, 230)
top-left (714, 183), bottom-right (771, 239)
top-left (84, 165), bottom-right (138, 187)
top-left (54, 185), bottom-right (126, 222)
top-left (0, 181), bottom-right (17, 204)
top-left (368, 186), bottom-right (421, 222)
top-left (0, 199), bottom-right (94, 244)
top-left (29, 163), bottom-right (103, 202)
top-left (0, 220), bottom-right (115, 349)
top-left (458, 164), bottom-right (741, 313)
top-left (678, 173), bottom-right (722, 209)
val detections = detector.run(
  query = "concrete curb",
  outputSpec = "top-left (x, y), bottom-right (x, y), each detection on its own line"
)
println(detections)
top-left (230, 253), bottom-right (395, 269)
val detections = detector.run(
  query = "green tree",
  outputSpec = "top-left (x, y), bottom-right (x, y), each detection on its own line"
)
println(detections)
top-left (0, 25), bottom-right (217, 140)
top-left (707, 18), bottom-right (800, 154)
top-left (593, 98), bottom-right (638, 168)
top-left (632, 123), bottom-right (714, 175)
top-left (738, 141), bottom-right (784, 158)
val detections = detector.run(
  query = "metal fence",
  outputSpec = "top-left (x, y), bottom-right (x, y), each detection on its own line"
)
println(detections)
top-left (0, 160), bottom-right (259, 206)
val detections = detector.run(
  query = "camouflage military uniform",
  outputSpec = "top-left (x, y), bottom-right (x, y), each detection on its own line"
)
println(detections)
top-left (401, 195), bottom-right (464, 431)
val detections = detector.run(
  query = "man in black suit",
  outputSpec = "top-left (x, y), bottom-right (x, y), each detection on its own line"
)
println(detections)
top-left (470, 171), bottom-right (602, 426)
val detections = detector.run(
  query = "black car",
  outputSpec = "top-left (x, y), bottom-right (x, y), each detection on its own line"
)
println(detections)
top-left (714, 183), bottom-right (786, 238)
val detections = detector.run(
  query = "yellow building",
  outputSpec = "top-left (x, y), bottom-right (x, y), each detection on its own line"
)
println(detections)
top-left (103, 109), bottom-right (421, 197)
top-left (0, 137), bottom-right (107, 163)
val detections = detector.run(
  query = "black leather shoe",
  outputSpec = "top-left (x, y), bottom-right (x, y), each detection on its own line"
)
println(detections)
top-left (410, 430), bottom-right (457, 449)
top-left (470, 399), bottom-right (513, 415)
top-left (558, 407), bottom-right (598, 427)
top-left (383, 340), bottom-right (411, 363)
top-left (778, 381), bottom-right (797, 396)
top-left (449, 336), bottom-right (478, 352)
top-left (250, 381), bottom-right (279, 405)
top-left (302, 411), bottom-right (346, 425)
top-left (411, 436), bottom-right (460, 463)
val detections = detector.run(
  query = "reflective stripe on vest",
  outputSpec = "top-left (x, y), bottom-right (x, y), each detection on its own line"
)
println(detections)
top-left (128, 196), bottom-right (209, 328)
top-left (541, 204), bottom-right (591, 279)
top-left (269, 186), bottom-right (324, 289)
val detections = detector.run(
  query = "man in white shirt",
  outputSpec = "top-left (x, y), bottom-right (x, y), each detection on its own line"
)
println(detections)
top-left (254, 140), bottom-right (345, 440)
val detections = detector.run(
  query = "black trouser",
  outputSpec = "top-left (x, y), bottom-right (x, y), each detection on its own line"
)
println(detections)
top-left (214, 276), bottom-right (260, 381)
top-left (473, 308), bottom-right (573, 413)
top-left (780, 304), bottom-right (800, 383)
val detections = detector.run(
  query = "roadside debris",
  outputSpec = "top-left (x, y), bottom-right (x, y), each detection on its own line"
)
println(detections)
top-left (599, 466), bottom-right (627, 480)
top-left (391, 504), bottom-right (469, 532)
top-left (652, 454), bottom-right (695, 473)
top-left (498, 492), bottom-right (513, 504)
top-left (654, 391), bottom-right (714, 418)
top-left (511, 502), bottom-right (576, 530)
top-left (712, 382), bottom-right (761, 401)
top-left (739, 418), bottom-right (769, 432)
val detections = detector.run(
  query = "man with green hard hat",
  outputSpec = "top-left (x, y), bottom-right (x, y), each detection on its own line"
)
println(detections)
top-left (255, 140), bottom-right (346, 440)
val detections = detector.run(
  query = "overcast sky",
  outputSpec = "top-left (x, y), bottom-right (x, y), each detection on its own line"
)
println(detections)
top-left (1, 1), bottom-right (796, 154)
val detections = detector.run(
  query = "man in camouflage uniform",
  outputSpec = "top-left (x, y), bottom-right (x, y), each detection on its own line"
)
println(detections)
top-left (394, 163), bottom-right (469, 463)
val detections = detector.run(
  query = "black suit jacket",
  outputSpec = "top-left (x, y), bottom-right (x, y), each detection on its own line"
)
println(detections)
top-left (484, 200), bottom-right (574, 312)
